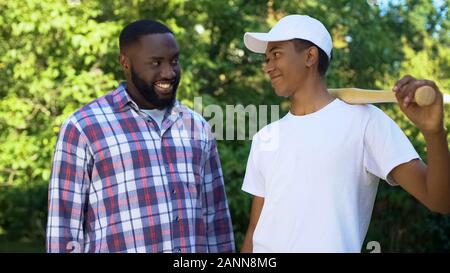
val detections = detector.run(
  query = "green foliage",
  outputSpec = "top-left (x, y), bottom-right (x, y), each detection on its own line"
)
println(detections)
top-left (0, 0), bottom-right (448, 252)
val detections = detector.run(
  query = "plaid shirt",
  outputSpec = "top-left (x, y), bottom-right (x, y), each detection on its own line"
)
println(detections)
top-left (46, 83), bottom-right (235, 253)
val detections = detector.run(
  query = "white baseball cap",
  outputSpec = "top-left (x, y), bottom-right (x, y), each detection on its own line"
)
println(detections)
top-left (244, 15), bottom-right (333, 59)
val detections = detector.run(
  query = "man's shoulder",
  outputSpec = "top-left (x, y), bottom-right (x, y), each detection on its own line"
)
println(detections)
top-left (67, 90), bottom-right (117, 123)
top-left (177, 103), bottom-right (211, 127)
top-left (171, 102), bottom-right (217, 143)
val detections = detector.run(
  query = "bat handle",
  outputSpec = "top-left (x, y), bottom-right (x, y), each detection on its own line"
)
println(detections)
top-left (414, 86), bottom-right (436, 106)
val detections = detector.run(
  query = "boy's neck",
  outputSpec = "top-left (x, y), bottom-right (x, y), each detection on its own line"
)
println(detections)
top-left (289, 76), bottom-right (334, 116)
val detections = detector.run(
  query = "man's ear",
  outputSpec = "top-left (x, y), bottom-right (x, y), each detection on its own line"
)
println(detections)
top-left (304, 46), bottom-right (319, 68)
top-left (119, 53), bottom-right (130, 71)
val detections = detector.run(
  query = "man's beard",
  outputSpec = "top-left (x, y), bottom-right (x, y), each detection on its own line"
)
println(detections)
top-left (130, 67), bottom-right (180, 109)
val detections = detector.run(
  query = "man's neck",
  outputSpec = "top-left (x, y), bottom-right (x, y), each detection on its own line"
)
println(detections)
top-left (289, 77), bottom-right (334, 116)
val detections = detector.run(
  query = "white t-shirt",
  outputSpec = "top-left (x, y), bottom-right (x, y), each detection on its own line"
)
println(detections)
top-left (242, 99), bottom-right (419, 253)
top-left (141, 108), bottom-right (166, 130)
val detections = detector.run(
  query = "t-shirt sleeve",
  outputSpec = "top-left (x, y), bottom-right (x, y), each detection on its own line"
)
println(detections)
top-left (242, 134), bottom-right (265, 197)
top-left (363, 106), bottom-right (420, 186)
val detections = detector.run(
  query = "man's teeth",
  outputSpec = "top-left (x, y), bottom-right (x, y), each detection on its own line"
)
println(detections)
top-left (155, 82), bottom-right (172, 89)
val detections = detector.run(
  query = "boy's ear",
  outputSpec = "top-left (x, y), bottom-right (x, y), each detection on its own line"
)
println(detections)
top-left (305, 46), bottom-right (319, 68)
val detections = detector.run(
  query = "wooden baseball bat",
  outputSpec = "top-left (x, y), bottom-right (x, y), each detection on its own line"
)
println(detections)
top-left (328, 86), bottom-right (436, 106)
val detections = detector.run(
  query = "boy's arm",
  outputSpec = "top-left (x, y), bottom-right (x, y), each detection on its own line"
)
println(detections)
top-left (390, 130), bottom-right (449, 214)
top-left (390, 76), bottom-right (450, 214)
top-left (241, 196), bottom-right (264, 253)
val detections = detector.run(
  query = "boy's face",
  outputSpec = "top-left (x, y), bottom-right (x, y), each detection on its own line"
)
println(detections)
top-left (264, 40), bottom-right (309, 97)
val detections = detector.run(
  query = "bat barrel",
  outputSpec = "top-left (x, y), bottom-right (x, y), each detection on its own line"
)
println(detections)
top-left (328, 86), bottom-right (438, 106)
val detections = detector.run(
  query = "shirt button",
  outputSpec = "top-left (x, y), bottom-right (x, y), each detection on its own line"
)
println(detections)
top-left (172, 189), bottom-right (176, 194)
top-left (176, 248), bottom-right (181, 253)
top-left (175, 216), bottom-right (180, 222)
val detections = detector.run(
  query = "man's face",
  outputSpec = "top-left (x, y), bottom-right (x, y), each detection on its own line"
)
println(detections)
top-left (264, 40), bottom-right (308, 97)
top-left (124, 33), bottom-right (181, 109)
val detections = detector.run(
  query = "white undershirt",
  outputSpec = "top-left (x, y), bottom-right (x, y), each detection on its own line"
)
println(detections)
top-left (141, 108), bottom-right (166, 130)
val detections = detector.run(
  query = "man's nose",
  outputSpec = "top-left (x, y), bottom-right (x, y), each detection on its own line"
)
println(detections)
top-left (161, 63), bottom-right (176, 79)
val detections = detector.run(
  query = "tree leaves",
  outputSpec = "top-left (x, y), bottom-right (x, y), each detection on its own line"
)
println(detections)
top-left (0, 0), bottom-right (448, 252)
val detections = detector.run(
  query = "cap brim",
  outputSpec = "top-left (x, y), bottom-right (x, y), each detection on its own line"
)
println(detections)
top-left (244, 32), bottom-right (270, 53)
top-left (244, 32), bottom-right (292, 53)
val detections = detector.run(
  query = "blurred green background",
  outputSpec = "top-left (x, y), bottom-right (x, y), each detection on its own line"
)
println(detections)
top-left (0, 0), bottom-right (449, 253)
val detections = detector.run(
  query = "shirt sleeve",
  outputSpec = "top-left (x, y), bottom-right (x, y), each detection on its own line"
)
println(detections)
top-left (202, 133), bottom-right (235, 253)
top-left (46, 118), bottom-right (92, 253)
top-left (363, 105), bottom-right (420, 186)
top-left (241, 134), bottom-right (265, 197)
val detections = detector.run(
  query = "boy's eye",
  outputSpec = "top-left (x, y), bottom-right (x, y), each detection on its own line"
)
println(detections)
top-left (172, 58), bottom-right (179, 65)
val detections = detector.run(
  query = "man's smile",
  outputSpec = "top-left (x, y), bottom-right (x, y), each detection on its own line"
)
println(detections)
top-left (154, 80), bottom-right (175, 94)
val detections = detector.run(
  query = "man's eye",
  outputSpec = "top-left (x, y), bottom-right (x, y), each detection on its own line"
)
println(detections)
top-left (151, 61), bottom-right (160, 66)
top-left (273, 52), bottom-right (281, 57)
top-left (172, 58), bottom-right (179, 65)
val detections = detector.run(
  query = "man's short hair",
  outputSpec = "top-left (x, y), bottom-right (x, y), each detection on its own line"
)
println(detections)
top-left (119, 19), bottom-right (173, 52)
top-left (292, 39), bottom-right (332, 76)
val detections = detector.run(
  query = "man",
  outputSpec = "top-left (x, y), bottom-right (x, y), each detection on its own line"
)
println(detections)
top-left (241, 15), bottom-right (449, 252)
top-left (46, 19), bottom-right (235, 253)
